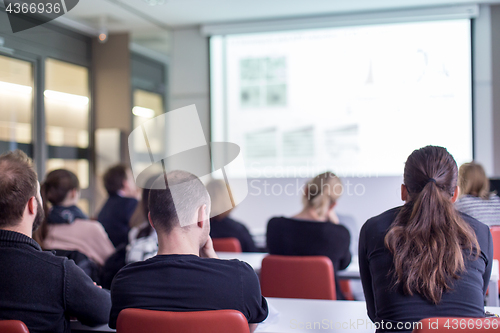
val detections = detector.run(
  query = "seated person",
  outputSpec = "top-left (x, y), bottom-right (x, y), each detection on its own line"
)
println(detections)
top-left (266, 171), bottom-right (351, 300)
top-left (455, 161), bottom-right (500, 226)
top-left (35, 169), bottom-right (115, 266)
top-left (206, 179), bottom-right (258, 252)
top-left (126, 175), bottom-right (159, 264)
top-left (110, 171), bottom-right (268, 331)
top-left (0, 150), bottom-right (111, 333)
top-left (98, 164), bottom-right (139, 247)
top-left (359, 146), bottom-right (493, 332)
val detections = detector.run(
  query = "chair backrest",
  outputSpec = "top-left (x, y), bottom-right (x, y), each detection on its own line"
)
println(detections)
top-left (0, 320), bottom-right (30, 333)
top-left (491, 227), bottom-right (500, 261)
top-left (117, 308), bottom-right (250, 333)
top-left (413, 317), bottom-right (500, 333)
top-left (212, 238), bottom-right (242, 253)
top-left (490, 226), bottom-right (500, 289)
top-left (260, 255), bottom-right (336, 300)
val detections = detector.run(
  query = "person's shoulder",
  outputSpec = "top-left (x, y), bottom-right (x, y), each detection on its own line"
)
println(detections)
top-left (73, 218), bottom-right (107, 230)
top-left (28, 248), bottom-right (70, 268)
top-left (267, 216), bottom-right (288, 229)
top-left (459, 211), bottom-right (491, 235)
top-left (268, 216), bottom-right (286, 224)
top-left (323, 221), bottom-right (350, 233)
top-left (362, 206), bottom-right (401, 233)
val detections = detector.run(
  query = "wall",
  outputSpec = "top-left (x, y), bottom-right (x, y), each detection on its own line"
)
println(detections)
top-left (169, 6), bottom-right (500, 238)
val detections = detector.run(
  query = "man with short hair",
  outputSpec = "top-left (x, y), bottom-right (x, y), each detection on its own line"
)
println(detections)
top-left (0, 150), bottom-right (111, 333)
top-left (109, 170), bottom-right (268, 331)
top-left (98, 164), bottom-right (139, 247)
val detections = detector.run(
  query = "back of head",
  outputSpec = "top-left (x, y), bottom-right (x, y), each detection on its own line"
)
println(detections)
top-left (385, 145), bottom-right (479, 304)
top-left (302, 171), bottom-right (342, 219)
top-left (103, 164), bottom-right (128, 195)
top-left (42, 169), bottom-right (80, 206)
top-left (0, 150), bottom-right (38, 228)
top-left (36, 169), bottom-right (80, 243)
top-left (148, 170), bottom-right (210, 233)
top-left (206, 179), bottom-right (232, 219)
top-left (459, 162), bottom-right (490, 200)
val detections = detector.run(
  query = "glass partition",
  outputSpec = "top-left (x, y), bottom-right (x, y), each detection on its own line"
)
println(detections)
top-left (45, 58), bottom-right (90, 188)
top-left (0, 55), bottom-right (34, 156)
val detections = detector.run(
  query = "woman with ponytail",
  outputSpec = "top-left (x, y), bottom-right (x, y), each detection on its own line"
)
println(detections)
top-left (36, 169), bottom-right (115, 266)
top-left (266, 171), bottom-right (351, 300)
top-left (359, 146), bottom-right (493, 332)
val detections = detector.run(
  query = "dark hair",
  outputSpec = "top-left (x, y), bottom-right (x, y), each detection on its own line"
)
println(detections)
top-left (385, 146), bottom-right (480, 304)
top-left (103, 164), bottom-right (128, 195)
top-left (0, 150), bottom-right (38, 227)
top-left (37, 169), bottom-right (80, 243)
top-left (148, 170), bottom-right (210, 233)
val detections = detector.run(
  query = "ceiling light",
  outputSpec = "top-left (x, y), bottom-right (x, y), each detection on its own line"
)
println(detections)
top-left (44, 90), bottom-right (89, 105)
top-left (0, 81), bottom-right (32, 94)
top-left (98, 15), bottom-right (109, 44)
top-left (132, 106), bottom-right (155, 118)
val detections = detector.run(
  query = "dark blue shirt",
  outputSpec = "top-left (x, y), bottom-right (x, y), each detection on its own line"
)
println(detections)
top-left (210, 216), bottom-right (258, 252)
top-left (109, 254), bottom-right (268, 328)
top-left (0, 230), bottom-right (111, 333)
top-left (359, 207), bottom-right (493, 332)
top-left (98, 194), bottom-right (138, 247)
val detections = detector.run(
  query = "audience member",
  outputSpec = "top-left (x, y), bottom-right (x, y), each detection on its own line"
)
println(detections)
top-left (359, 146), bottom-right (493, 332)
top-left (455, 161), bottom-right (500, 226)
top-left (126, 175), bottom-right (159, 264)
top-left (109, 171), bottom-right (268, 331)
top-left (266, 171), bottom-right (351, 300)
top-left (35, 169), bottom-right (114, 266)
top-left (98, 164), bottom-right (139, 247)
top-left (206, 179), bottom-right (258, 252)
top-left (0, 150), bottom-right (111, 333)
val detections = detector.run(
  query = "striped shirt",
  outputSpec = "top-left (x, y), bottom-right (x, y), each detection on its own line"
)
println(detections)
top-left (455, 194), bottom-right (500, 226)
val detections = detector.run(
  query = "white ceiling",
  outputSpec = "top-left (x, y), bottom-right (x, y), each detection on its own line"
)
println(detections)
top-left (60, 0), bottom-right (500, 55)
top-left (65, 0), bottom-right (500, 33)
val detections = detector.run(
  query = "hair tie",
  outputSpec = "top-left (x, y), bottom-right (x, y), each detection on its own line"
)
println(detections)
top-left (428, 178), bottom-right (437, 184)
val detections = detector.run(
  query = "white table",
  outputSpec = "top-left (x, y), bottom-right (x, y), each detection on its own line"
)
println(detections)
top-left (71, 298), bottom-right (500, 333)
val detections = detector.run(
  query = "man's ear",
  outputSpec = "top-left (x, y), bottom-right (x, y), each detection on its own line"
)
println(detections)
top-left (28, 196), bottom-right (37, 215)
top-left (451, 186), bottom-right (460, 203)
top-left (197, 204), bottom-right (208, 228)
top-left (148, 212), bottom-right (156, 230)
top-left (401, 184), bottom-right (408, 202)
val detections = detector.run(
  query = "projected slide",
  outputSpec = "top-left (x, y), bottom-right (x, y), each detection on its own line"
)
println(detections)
top-left (210, 20), bottom-right (473, 177)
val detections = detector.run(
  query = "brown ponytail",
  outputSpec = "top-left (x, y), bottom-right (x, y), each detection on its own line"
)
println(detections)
top-left (384, 146), bottom-right (479, 304)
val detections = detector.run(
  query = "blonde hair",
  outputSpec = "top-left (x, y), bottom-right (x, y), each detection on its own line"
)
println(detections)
top-left (458, 162), bottom-right (490, 200)
top-left (302, 172), bottom-right (343, 218)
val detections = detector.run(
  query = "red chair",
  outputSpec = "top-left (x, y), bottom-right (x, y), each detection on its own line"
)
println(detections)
top-left (213, 238), bottom-right (242, 253)
top-left (260, 255), bottom-right (336, 300)
top-left (413, 317), bottom-right (500, 333)
top-left (0, 320), bottom-right (30, 333)
top-left (339, 280), bottom-right (355, 301)
top-left (116, 308), bottom-right (250, 333)
top-left (490, 226), bottom-right (500, 289)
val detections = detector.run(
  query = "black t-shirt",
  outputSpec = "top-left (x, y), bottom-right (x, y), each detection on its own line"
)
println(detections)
top-left (359, 207), bottom-right (493, 332)
top-left (266, 216), bottom-right (351, 299)
top-left (210, 216), bottom-right (258, 252)
top-left (109, 254), bottom-right (269, 328)
top-left (98, 194), bottom-right (138, 247)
